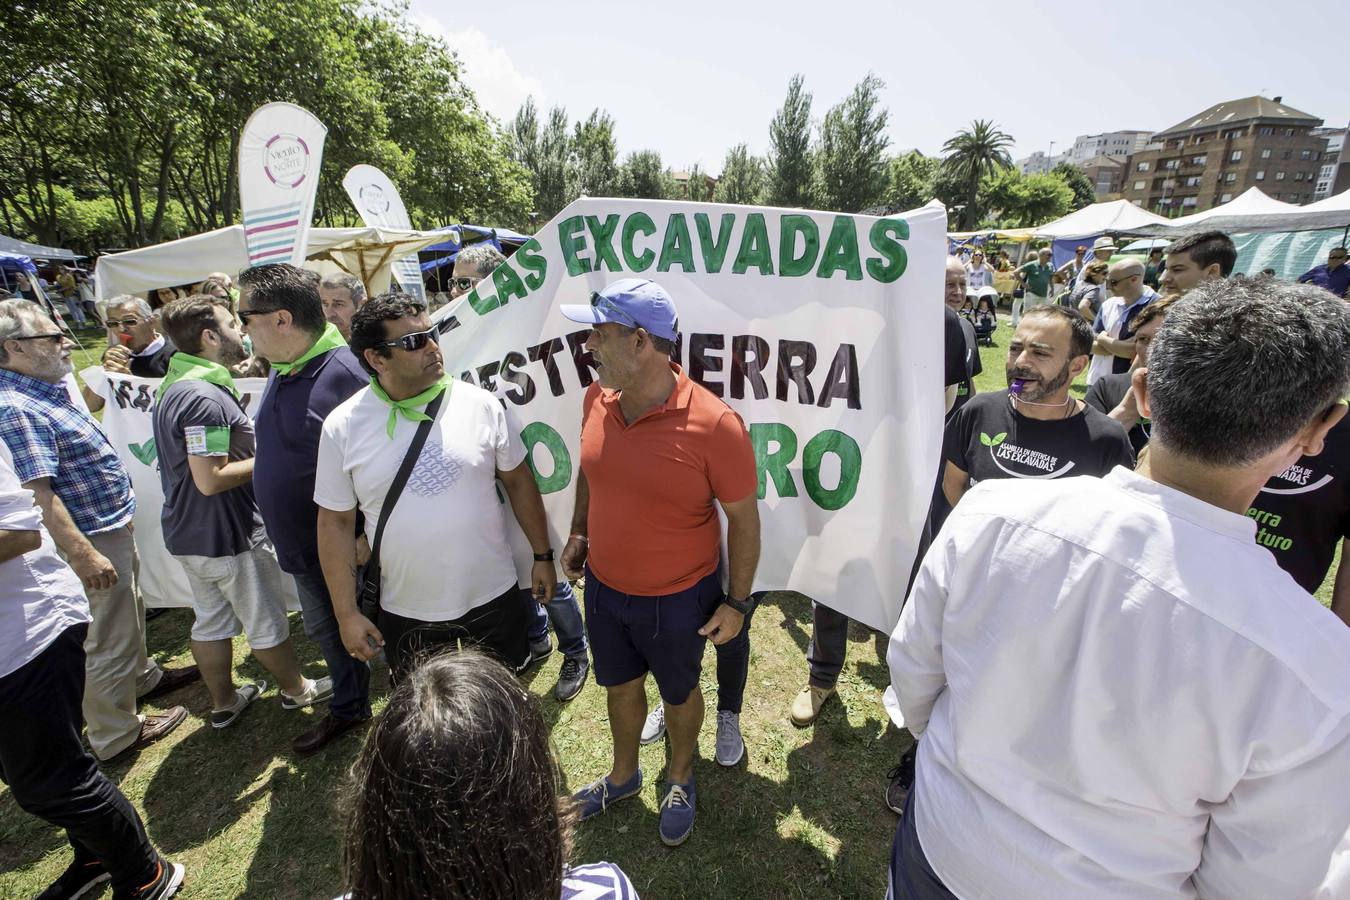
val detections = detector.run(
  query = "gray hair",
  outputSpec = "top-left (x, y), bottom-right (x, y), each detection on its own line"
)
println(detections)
top-left (320, 273), bottom-right (367, 305)
top-left (1147, 278), bottom-right (1350, 466)
top-left (456, 243), bottom-right (506, 278)
top-left (0, 299), bottom-right (55, 364)
top-left (96, 294), bottom-right (154, 322)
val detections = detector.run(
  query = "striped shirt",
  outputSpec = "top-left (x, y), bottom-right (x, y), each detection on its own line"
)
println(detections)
top-left (0, 367), bottom-right (134, 534)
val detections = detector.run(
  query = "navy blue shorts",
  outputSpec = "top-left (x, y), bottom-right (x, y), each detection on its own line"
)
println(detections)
top-left (583, 566), bottom-right (724, 705)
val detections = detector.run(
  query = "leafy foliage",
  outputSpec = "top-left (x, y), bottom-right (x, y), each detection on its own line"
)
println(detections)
top-left (816, 75), bottom-right (890, 213)
top-left (766, 74), bottom-right (815, 208)
top-left (942, 120), bottom-right (1015, 229)
top-left (715, 144), bottom-right (764, 205)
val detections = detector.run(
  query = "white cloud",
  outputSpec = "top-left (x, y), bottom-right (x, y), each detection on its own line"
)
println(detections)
top-left (411, 17), bottom-right (545, 122)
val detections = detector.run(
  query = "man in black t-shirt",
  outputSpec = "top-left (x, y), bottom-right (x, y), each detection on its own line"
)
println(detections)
top-left (1084, 296), bottom-right (1176, 456)
top-left (943, 305), bottom-right (1134, 508)
top-left (943, 257), bottom-right (981, 418)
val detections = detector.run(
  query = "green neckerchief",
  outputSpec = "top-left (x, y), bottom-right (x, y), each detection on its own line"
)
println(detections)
top-left (369, 374), bottom-right (452, 439)
top-left (156, 352), bottom-right (239, 401)
top-left (270, 322), bottom-right (347, 376)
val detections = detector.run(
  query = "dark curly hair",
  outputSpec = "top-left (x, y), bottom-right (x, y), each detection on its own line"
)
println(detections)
top-left (348, 291), bottom-right (428, 375)
top-left (342, 649), bottom-right (572, 900)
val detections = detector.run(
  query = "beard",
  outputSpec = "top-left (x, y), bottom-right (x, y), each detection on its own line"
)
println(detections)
top-left (218, 335), bottom-right (249, 366)
top-left (1007, 360), bottom-right (1072, 403)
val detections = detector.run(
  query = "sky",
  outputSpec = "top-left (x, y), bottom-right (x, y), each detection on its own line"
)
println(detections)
top-left (409, 0), bottom-right (1348, 176)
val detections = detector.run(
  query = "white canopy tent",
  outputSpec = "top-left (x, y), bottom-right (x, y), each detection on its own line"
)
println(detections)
top-left (1161, 187), bottom-right (1299, 227)
top-left (1032, 200), bottom-right (1171, 239)
top-left (1117, 187), bottom-right (1350, 237)
top-left (93, 225), bottom-right (449, 299)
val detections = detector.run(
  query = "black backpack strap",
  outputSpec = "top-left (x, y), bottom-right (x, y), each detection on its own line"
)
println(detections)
top-left (367, 391), bottom-right (445, 576)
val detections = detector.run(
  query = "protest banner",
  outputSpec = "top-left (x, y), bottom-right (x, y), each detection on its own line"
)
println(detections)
top-left (239, 102), bottom-right (327, 267)
top-left (435, 198), bottom-right (946, 633)
top-left (81, 368), bottom-right (299, 611)
top-left (342, 164), bottom-right (426, 300)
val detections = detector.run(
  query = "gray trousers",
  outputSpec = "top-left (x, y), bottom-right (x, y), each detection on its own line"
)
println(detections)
top-left (807, 601), bottom-right (851, 689)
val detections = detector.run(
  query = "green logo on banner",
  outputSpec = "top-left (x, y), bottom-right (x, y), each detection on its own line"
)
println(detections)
top-left (128, 438), bottom-right (157, 466)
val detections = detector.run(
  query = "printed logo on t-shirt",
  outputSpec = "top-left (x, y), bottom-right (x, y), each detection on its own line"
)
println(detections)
top-left (980, 432), bottom-right (1077, 479)
top-left (407, 439), bottom-right (464, 498)
top-left (1260, 461), bottom-right (1334, 495)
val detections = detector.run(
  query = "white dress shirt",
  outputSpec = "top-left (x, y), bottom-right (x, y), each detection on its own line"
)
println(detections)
top-left (890, 467), bottom-right (1350, 900)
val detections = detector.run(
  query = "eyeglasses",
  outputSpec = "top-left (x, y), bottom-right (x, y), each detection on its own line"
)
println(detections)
top-left (236, 308), bottom-right (277, 322)
top-left (590, 292), bottom-right (640, 330)
top-left (375, 327), bottom-right (438, 352)
top-left (10, 333), bottom-right (64, 344)
top-left (1107, 275), bottom-right (1136, 286)
top-left (111, 318), bottom-right (146, 328)
top-left (451, 276), bottom-right (480, 293)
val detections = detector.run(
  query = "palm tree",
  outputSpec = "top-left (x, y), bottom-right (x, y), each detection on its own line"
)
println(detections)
top-left (942, 120), bottom-right (1014, 230)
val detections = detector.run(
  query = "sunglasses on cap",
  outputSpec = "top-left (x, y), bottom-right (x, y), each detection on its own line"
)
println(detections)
top-left (375, 327), bottom-right (438, 352)
top-left (589, 291), bottom-right (641, 330)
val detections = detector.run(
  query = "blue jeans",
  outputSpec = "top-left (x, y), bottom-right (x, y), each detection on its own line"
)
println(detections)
top-left (291, 564), bottom-right (371, 720)
top-left (525, 581), bottom-right (588, 660)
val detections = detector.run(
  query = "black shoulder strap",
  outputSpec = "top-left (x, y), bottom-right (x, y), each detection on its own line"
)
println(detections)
top-left (368, 391), bottom-right (444, 574)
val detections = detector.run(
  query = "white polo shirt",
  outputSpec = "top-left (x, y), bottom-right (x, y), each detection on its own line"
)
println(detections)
top-left (0, 442), bottom-right (89, 679)
top-left (314, 380), bottom-right (526, 622)
top-left (890, 467), bottom-right (1350, 899)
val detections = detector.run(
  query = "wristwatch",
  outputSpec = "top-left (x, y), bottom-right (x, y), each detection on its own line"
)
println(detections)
top-left (533, 549), bottom-right (555, 562)
top-left (722, 594), bottom-right (757, 615)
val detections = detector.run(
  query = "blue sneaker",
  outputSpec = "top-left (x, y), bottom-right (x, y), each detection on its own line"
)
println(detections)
top-left (658, 778), bottom-right (696, 846)
top-left (572, 769), bottom-right (642, 821)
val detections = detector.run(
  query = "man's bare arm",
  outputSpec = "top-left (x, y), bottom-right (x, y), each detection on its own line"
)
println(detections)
top-left (26, 478), bottom-right (115, 590)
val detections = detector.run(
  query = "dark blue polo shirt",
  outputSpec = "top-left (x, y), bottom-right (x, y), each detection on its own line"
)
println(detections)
top-left (253, 347), bottom-right (368, 573)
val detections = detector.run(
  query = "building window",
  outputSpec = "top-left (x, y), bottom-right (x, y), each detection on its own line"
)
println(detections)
top-left (1255, 170), bottom-right (1266, 180)
top-left (1261, 149), bottom-right (1272, 159)
top-left (1184, 176), bottom-right (1201, 187)
top-left (1136, 161), bottom-right (1150, 172)
top-left (1163, 159), bottom-right (1180, 171)
top-left (1229, 150), bottom-right (1242, 162)
top-left (1191, 155), bottom-right (1207, 166)
top-left (1182, 197), bottom-right (1198, 207)
top-left (1258, 126), bottom-right (1274, 136)
top-left (1133, 180), bottom-right (1146, 190)
top-left (1285, 128), bottom-right (1297, 136)
top-left (1223, 173), bottom-right (1237, 184)
top-left (1272, 192), bottom-right (1280, 199)
top-left (1282, 150), bottom-right (1292, 160)
top-left (1294, 172), bottom-right (1305, 181)
top-left (1301, 150), bottom-right (1312, 160)
top-left (1220, 193), bottom-right (1233, 203)
top-left (1276, 171), bottom-right (1287, 181)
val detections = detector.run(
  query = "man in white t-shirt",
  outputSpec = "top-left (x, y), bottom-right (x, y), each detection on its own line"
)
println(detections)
top-left (314, 292), bottom-right (558, 681)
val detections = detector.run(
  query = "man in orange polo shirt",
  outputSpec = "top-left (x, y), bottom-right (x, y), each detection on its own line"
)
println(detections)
top-left (559, 278), bottom-right (761, 847)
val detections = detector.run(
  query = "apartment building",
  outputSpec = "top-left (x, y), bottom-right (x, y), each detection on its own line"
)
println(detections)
top-left (1312, 126), bottom-right (1348, 201)
top-left (1069, 131), bottom-right (1151, 165)
top-left (1120, 96), bottom-right (1325, 214)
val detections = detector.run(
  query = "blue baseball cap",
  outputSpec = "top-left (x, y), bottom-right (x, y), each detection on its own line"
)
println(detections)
top-left (560, 278), bottom-right (679, 341)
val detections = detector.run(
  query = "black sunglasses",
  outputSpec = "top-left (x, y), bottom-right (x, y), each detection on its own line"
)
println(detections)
top-left (237, 307), bottom-right (277, 322)
top-left (451, 276), bottom-right (480, 292)
top-left (376, 327), bottom-right (438, 352)
top-left (10, 333), bottom-right (64, 344)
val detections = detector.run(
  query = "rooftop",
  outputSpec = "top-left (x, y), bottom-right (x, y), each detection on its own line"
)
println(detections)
top-left (1155, 96), bottom-right (1322, 138)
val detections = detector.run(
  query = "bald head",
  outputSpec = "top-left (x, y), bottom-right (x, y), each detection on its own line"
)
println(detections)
top-left (1108, 258), bottom-right (1145, 301)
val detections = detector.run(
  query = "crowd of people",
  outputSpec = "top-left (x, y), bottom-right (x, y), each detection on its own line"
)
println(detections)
top-left (1, 227), bottom-right (1349, 900)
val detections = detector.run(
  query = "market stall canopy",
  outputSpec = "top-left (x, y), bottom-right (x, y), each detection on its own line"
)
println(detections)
top-left (1117, 186), bottom-right (1350, 237)
top-left (419, 224), bottom-right (532, 273)
top-left (1158, 187), bottom-right (1298, 228)
top-left (1032, 200), bottom-right (1171, 239)
top-left (0, 234), bottom-right (83, 261)
top-left (94, 225), bottom-right (448, 299)
top-left (947, 227), bottom-right (1036, 242)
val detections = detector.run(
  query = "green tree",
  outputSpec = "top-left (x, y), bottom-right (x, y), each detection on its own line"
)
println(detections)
top-left (817, 75), bottom-right (890, 213)
top-left (1051, 161), bottom-right (1096, 209)
top-left (984, 169), bottom-right (1074, 227)
top-left (684, 163), bottom-right (712, 201)
top-left (534, 106), bottom-right (574, 221)
top-left (883, 152), bottom-right (940, 211)
top-left (568, 109), bottom-right (618, 199)
top-left (766, 74), bottom-right (814, 208)
top-left (942, 119), bottom-right (1014, 230)
top-left (615, 150), bottom-right (674, 200)
top-left (715, 144), bottom-right (763, 204)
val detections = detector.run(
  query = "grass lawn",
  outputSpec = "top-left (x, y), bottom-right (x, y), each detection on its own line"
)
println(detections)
top-left (0, 318), bottom-right (1336, 898)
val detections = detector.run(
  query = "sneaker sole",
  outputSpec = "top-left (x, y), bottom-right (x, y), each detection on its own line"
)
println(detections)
top-left (660, 823), bottom-right (694, 847)
top-left (639, 726), bottom-right (666, 745)
top-left (156, 861), bottom-right (186, 898)
top-left (715, 743), bottom-right (745, 767)
top-left (66, 873), bottom-right (111, 899)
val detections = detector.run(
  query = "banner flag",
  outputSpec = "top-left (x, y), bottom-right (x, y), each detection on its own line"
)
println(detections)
top-left (342, 164), bottom-right (425, 300)
top-left (239, 102), bottom-right (327, 267)
top-left (433, 198), bottom-right (946, 633)
top-left (81, 368), bottom-right (298, 611)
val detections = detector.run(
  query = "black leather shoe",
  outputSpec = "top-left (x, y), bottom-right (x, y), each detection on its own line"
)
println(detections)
top-left (292, 713), bottom-right (370, 755)
top-left (140, 666), bottom-right (201, 702)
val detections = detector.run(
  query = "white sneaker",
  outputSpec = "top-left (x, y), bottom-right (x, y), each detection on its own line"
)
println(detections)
top-left (640, 703), bottom-right (666, 745)
top-left (281, 676), bottom-right (333, 710)
top-left (715, 711), bottom-right (744, 766)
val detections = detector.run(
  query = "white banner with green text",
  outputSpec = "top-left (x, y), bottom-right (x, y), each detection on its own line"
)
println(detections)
top-left (434, 198), bottom-right (946, 633)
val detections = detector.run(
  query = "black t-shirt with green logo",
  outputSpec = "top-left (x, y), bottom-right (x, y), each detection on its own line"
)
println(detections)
top-left (944, 390), bottom-right (1135, 486)
top-left (1247, 415), bottom-right (1350, 593)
